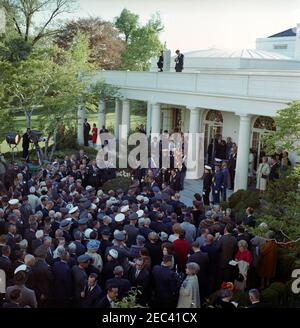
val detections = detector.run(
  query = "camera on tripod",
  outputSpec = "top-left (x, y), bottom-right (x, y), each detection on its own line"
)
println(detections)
top-left (29, 130), bottom-right (44, 144)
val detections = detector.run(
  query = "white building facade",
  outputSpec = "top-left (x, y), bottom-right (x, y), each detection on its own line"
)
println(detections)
top-left (80, 24), bottom-right (300, 192)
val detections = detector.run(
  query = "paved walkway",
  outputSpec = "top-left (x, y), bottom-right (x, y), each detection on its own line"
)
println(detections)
top-left (180, 179), bottom-right (234, 206)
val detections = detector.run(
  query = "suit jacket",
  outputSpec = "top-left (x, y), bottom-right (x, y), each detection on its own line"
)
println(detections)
top-left (53, 260), bottom-right (73, 300)
top-left (152, 265), bottom-right (178, 307)
top-left (72, 265), bottom-right (87, 301)
top-left (123, 224), bottom-right (139, 247)
top-left (6, 284), bottom-right (37, 308)
top-left (175, 54), bottom-right (184, 71)
top-left (81, 283), bottom-right (103, 308)
top-left (269, 163), bottom-right (280, 181)
top-left (105, 277), bottom-right (131, 300)
top-left (218, 234), bottom-right (237, 269)
top-left (31, 259), bottom-right (54, 300)
top-left (96, 295), bottom-right (112, 308)
top-left (0, 255), bottom-right (12, 281)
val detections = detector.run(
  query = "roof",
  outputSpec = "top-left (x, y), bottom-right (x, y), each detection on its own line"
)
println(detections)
top-left (184, 48), bottom-right (292, 60)
top-left (268, 27), bottom-right (296, 38)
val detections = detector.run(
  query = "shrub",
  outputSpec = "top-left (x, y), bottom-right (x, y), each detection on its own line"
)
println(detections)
top-left (102, 177), bottom-right (132, 193)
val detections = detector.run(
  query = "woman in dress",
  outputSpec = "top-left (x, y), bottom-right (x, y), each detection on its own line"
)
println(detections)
top-left (256, 156), bottom-right (270, 196)
top-left (177, 262), bottom-right (201, 308)
top-left (92, 123), bottom-right (98, 146)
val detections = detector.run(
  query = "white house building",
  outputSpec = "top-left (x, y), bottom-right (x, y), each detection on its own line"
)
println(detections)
top-left (80, 24), bottom-right (300, 192)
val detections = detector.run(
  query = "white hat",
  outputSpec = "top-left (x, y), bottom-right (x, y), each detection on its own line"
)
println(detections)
top-left (136, 195), bottom-right (144, 202)
top-left (29, 187), bottom-right (36, 193)
top-left (136, 210), bottom-right (144, 218)
top-left (143, 197), bottom-right (149, 204)
top-left (205, 165), bottom-right (212, 170)
top-left (120, 205), bottom-right (129, 213)
top-left (97, 190), bottom-right (104, 197)
top-left (14, 264), bottom-right (27, 275)
top-left (35, 230), bottom-right (44, 239)
top-left (68, 206), bottom-right (79, 214)
top-left (115, 213), bottom-right (125, 222)
top-left (61, 177), bottom-right (67, 182)
top-left (108, 249), bottom-right (118, 259)
top-left (8, 199), bottom-right (19, 206)
top-left (86, 185), bottom-right (95, 192)
top-left (91, 203), bottom-right (97, 210)
top-left (39, 181), bottom-right (46, 187)
top-left (84, 228), bottom-right (93, 239)
top-left (93, 197), bottom-right (100, 204)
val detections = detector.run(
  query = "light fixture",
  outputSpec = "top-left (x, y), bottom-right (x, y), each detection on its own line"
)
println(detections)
top-left (6, 132), bottom-right (21, 146)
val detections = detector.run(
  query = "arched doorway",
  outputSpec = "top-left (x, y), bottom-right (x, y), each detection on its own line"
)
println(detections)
top-left (251, 116), bottom-right (276, 167)
top-left (204, 110), bottom-right (223, 155)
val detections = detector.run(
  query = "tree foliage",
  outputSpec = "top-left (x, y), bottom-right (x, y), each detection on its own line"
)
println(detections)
top-left (55, 17), bottom-right (124, 69)
top-left (114, 8), bottom-right (138, 43)
top-left (115, 10), bottom-right (164, 71)
top-left (0, 0), bottom-right (76, 46)
top-left (264, 101), bottom-right (300, 155)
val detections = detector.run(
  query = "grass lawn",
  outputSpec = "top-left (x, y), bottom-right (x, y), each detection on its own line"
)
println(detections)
top-left (1, 112), bottom-right (146, 155)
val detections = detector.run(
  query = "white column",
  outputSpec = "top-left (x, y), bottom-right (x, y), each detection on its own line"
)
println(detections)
top-left (151, 103), bottom-right (161, 134)
top-left (121, 99), bottom-right (131, 134)
top-left (96, 100), bottom-right (106, 146)
top-left (295, 23), bottom-right (300, 60)
top-left (114, 98), bottom-right (122, 140)
top-left (77, 99), bottom-right (86, 146)
top-left (186, 107), bottom-right (201, 179)
top-left (234, 114), bottom-right (251, 191)
top-left (146, 102), bottom-right (152, 136)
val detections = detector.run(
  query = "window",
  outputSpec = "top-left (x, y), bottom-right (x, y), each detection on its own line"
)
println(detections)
top-left (273, 44), bottom-right (288, 50)
top-left (253, 116), bottom-right (276, 131)
top-left (205, 110), bottom-right (223, 123)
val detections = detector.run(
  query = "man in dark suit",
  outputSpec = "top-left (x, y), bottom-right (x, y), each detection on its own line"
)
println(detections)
top-left (81, 273), bottom-right (103, 308)
top-left (83, 119), bottom-right (91, 147)
top-left (248, 289), bottom-right (270, 308)
top-left (269, 157), bottom-right (280, 181)
top-left (157, 50), bottom-right (164, 72)
top-left (123, 213), bottom-right (139, 247)
top-left (31, 245), bottom-right (54, 307)
top-left (188, 241), bottom-right (209, 303)
top-left (152, 255), bottom-right (178, 308)
top-left (243, 207), bottom-right (256, 228)
top-left (228, 147), bottom-right (237, 190)
top-left (128, 258), bottom-right (150, 306)
top-left (53, 250), bottom-right (73, 308)
top-left (22, 128), bottom-right (31, 160)
top-left (105, 266), bottom-right (131, 300)
top-left (96, 284), bottom-right (118, 308)
top-left (170, 169), bottom-right (181, 192)
top-left (0, 245), bottom-right (13, 284)
top-left (175, 49), bottom-right (184, 72)
top-left (217, 224), bottom-right (237, 284)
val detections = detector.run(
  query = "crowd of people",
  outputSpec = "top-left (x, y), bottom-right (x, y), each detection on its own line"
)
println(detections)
top-left (0, 139), bottom-right (284, 309)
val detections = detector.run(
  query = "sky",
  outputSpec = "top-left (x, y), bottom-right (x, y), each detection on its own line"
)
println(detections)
top-left (73, 0), bottom-right (299, 53)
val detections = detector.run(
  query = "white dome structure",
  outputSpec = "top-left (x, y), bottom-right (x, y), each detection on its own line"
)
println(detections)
top-left (151, 47), bottom-right (300, 71)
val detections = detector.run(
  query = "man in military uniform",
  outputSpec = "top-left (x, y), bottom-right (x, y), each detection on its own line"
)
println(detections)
top-left (212, 161), bottom-right (223, 205)
top-left (202, 165), bottom-right (213, 206)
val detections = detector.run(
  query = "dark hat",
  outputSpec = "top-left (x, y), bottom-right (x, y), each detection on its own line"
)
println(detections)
top-left (79, 197), bottom-right (88, 203)
top-left (97, 212), bottom-right (105, 220)
top-left (60, 208), bottom-right (69, 214)
top-left (78, 216), bottom-right (88, 225)
top-left (129, 212), bottom-right (138, 221)
top-left (101, 228), bottom-right (111, 236)
top-left (77, 254), bottom-right (91, 263)
top-left (60, 219), bottom-right (71, 228)
top-left (83, 201), bottom-right (92, 210)
top-left (114, 231), bottom-right (125, 241)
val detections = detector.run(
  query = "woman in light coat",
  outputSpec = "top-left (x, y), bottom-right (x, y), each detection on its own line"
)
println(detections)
top-left (177, 262), bottom-right (201, 308)
top-left (256, 156), bottom-right (270, 194)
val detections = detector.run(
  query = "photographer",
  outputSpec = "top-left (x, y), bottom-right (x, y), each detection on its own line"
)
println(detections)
top-left (22, 128), bottom-right (31, 160)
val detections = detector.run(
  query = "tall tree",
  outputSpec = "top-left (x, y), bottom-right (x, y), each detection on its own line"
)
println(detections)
top-left (115, 8), bottom-right (138, 43)
top-left (55, 17), bottom-right (125, 69)
top-left (115, 10), bottom-right (164, 71)
top-left (264, 101), bottom-right (300, 155)
top-left (0, 0), bottom-right (76, 46)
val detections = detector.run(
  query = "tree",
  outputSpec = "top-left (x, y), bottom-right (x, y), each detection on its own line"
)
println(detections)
top-left (121, 24), bottom-right (163, 71)
top-left (0, 0), bottom-right (76, 46)
top-left (115, 8), bottom-right (138, 43)
top-left (264, 101), bottom-right (300, 155)
top-left (116, 11), bottom-right (164, 71)
top-left (55, 17), bottom-right (125, 69)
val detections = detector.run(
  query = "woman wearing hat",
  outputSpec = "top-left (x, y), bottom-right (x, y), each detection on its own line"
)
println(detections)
top-left (177, 262), bottom-right (200, 308)
top-left (86, 240), bottom-right (103, 272)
